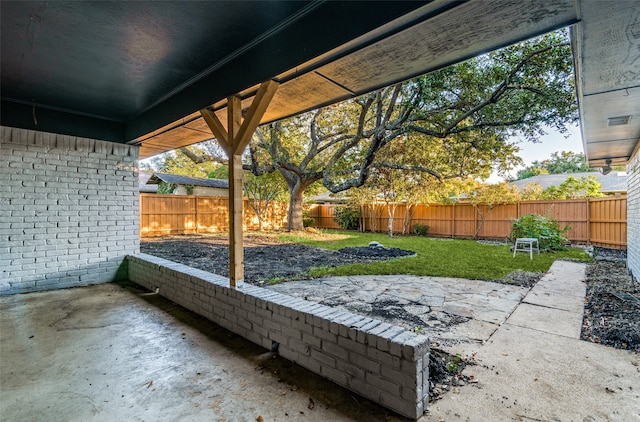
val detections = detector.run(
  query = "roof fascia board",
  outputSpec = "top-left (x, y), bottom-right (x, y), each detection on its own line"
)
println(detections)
top-left (0, 100), bottom-right (125, 142)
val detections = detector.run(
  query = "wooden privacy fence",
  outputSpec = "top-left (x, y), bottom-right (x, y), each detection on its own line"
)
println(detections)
top-left (140, 194), bottom-right (288, 236)
top-left (308, 196), bottom-right (627, 249)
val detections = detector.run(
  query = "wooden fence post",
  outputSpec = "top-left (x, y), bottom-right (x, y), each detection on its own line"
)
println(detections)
top-left (194, 196), bottom-right (199, 234)
top-left (451, 203), bottom-right (455, 238)
top-left (586, 198), bottom-right (591, 245)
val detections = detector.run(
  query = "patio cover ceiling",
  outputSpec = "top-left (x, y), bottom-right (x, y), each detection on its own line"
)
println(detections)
top-left (1, 1), bottom-right (638, 166)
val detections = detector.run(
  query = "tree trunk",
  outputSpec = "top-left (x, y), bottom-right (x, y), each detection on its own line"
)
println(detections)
top-left (473, 205), bottom-right (494, 239)
top-left (386, 202), bottom-right (398, 238)
top-left (287, 179), bottom-right (307, 231)
top-left (402, 203), bottom-right (415, 235)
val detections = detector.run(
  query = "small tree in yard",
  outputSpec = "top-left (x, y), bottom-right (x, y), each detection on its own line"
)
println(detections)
top-left (465, 181), bottom-right (520, 239)
top-left (243, 171), bottom-right (287, 230)
top-left (347, 185), bottom-right (382, 232)
top-left (541, 175), bottom-right (604, 200)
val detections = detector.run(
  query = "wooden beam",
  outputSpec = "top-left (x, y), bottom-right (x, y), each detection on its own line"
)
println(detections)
top-left (228, 154), bottom-right (244, 287)
top-left (200, 108), bottom-right (230, 155)
top-left (199, 81), bottom-right (278, 289)
top-left (227, 95), bottom-right (244, 287)
top-left (232, 80), bottom-right (279, 155)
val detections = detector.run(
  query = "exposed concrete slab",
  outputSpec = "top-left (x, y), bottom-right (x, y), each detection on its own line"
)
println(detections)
top-left (267, 275), bottom-right (528, 349)
top-left (0, 283), bottom-right (402, 421)
top-left (425, 324), bottom-right (640, 422)
top-left (505, 303), bottom-right (584, 338)
top-left (427, 260), bottom-right (640, 421)
top-left (524, 287), bottom-right (586, 313)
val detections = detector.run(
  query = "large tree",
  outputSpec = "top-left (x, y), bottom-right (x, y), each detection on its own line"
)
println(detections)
top-left (183, 30), bottom-right (577, 230)
top-left (515, 150), bottom-right (590, 180)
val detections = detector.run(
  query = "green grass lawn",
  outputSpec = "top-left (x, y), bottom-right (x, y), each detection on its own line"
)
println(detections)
top-left (279, 230), bottom-right (591, 281)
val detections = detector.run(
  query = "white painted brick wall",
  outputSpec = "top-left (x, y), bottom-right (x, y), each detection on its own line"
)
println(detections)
top-left (1, 126), bottom-right (139, 294)
top-left (627, 147), bottom-right (640, 280)
top-left (127, 254), bottom-right (430, 419)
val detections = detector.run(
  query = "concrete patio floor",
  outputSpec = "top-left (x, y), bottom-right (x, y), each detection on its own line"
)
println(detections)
top-left (0, 282), bottom-right (403, 421)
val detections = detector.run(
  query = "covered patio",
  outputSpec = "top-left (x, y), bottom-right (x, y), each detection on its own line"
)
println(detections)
top-left (2, 0), bottom-right (639, 419)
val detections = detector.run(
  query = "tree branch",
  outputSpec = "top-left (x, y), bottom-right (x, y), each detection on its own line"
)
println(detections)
top-left (179, 147), bottom-right (227, 164)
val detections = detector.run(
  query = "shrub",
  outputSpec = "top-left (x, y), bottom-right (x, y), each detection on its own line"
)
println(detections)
top-left (302, 210), bottom-right (315, 228)
top-left (413, 224), bottom-right (429, 236)
top-left (157, 181), bottom-right (177, 194)
top-left (510, 213), bottom-right (570, 251)
top-left (334, 205), bottom-right (360, 230)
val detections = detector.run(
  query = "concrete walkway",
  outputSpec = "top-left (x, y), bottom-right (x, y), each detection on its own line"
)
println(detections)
top-left (426, 261), bottom-right (640, 421)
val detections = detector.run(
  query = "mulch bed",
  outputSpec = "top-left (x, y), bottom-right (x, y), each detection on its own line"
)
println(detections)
top-left (581, 256), bottom-right (640, 352)
top-left (140, 234), bottom-right (404, 284)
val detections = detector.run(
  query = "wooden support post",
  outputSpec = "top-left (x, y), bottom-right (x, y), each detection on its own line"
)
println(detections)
top-left (199, 80), bottom-right (279, 288)
top-left (228, 96), bottom-right (243, 287)
top-left (228, 153), bottom-right (244, 286)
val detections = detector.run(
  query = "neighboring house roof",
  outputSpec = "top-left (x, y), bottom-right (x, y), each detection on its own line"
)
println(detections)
top-left (511, 171), bottom-right (627, 194)
top-left (139, 172), bottom-right (157, 193)
top-left (146, 173), bottom-right (229, 189)
top-left (308, 191), bottom-right (349, 203)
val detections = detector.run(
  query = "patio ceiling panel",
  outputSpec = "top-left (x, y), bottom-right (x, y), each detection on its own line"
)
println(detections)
top-left (4, 1), bottom-right (636, 167)
top-left (1, 1), bottom-right (431, 143)
top-left (316, 0), bottom-right (577, 94)
top-left (572, 0), bottom-right (640, 167)
top-left (134, 0), bottom-right (579, 158)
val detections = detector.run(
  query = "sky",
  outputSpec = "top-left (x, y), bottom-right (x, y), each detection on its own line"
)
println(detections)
top-left (489, 124), bottom-right (584, 183)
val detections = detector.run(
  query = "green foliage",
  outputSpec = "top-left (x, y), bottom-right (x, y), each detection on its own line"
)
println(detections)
top-left (517, 151), bottom-right (590, 180)
top-left (413, 224), bottom-right (429, 236)
top-left (446, 355), bottom-right (463, 373)
top-left (208, 166), bottom-right (229, 180)
top-left (510, 213), bottom-right (570, 251)
top-left (165, 30), bottom-right (577, 231)
top-left (279, 230), bottom-right (591, 281)
top-left (302, 210), bottom-right (315, 228)
top-left (541, 175), bottom-right (604, 199)
top-left (184, 185), bottom-right (194, 195)
top-left (464, 181), bottom-right (521, 238)
top-left (334, 205), bottom-right (360, 230)
top-left (157, 182), bottom-right (177, 194)
top-left (516, 166), bottom-right (549, 180)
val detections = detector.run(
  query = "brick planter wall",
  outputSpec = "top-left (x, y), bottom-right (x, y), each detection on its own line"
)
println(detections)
top-left (0, 126), bottom-right (139, 294)
top-left (128, 254), bottom-right (430, 419)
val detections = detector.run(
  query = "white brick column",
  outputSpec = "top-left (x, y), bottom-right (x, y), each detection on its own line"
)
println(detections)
top-left (1, 126), bottom-right (139, 294)
top-left (627, 145), bottom-right (640, 280)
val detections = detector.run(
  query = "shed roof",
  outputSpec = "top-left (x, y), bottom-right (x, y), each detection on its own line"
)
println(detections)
top-left (147, 173), bottom-right (229, 189)
top-left (511, 171), bottom-right (627, 194)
